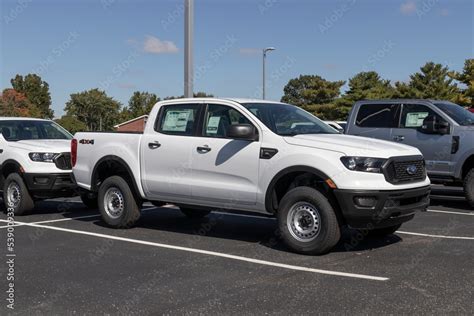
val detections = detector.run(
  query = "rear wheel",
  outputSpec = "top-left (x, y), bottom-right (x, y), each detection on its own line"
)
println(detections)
top-left (151, 201), bottom-right (166, 207)
top-left (3, 173), bottom-right (34, 216)
top-left (98, 176), bottom-right (141, 228)
top-left (80, 193), bottom-right (98, 209)
top-left (368, 224), bottom-right (401, 237)
top-left (277, 186), bottom-right (340, 255)
top-left (180, 207), bottom-right (210, 219)
top-left (463, 168), bottom-right (474, 207)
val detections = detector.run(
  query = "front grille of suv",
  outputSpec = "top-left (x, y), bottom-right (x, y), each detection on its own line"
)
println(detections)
top-left (383, 157), bottom-right (426, 184)
top-left (54, 153), bottom-right (72, 170)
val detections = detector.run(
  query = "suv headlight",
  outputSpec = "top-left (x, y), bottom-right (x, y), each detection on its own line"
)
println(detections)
top-left (340, 157), bottom-right (387, 173)
top-left (29, 152), bottom-right (58, 162)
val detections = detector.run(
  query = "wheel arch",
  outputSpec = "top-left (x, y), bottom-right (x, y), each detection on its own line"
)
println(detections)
top-left (264, 165), bottom-right (341, 216)
top-left (91, 155), bottom-right (142, 202)
top-left (461, 154), bottom-right (474, 179)
top-left (0, 160), bottom-right (24, 189)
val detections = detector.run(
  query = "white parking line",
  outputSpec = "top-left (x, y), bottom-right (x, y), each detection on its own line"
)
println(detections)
top-left (427, 209), bottom-right (474, 216)
top-left (0, 214), bottom-right (100, 229)
top-left (0, 219), bottom-right (388, 281)
top-left (396, 231), bottom-right (474, 240)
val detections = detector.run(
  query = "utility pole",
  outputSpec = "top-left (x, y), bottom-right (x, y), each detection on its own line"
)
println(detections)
top-left (184, 0), bottom-right (194, 98)
top-left (262, 47), bottom-right (275, 99)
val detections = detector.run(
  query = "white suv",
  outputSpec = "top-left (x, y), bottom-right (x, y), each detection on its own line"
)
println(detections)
top-left (0, 118), bottom-right (89, 215)
top-left (73, 98), bottom-right (431, 255)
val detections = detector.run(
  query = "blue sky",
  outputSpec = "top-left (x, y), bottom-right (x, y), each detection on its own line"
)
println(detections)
top-left (1, 0), bottom-right (472, 117)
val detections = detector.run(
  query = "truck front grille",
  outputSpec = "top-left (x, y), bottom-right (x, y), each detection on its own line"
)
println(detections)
top-left (383, 156), bottom-right (426, 184)
top-left (54, 153), bottom-right (72, 170)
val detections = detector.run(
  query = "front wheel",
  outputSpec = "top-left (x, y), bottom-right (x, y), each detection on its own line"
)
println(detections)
top-left (277, 187), bottom-right (341, 255)
top-left (98, 176), bottom-right (141, 228)
top-left (3, 173), bottom-right (34, 216)
top-left (463, 168), bottom-right (474, 207)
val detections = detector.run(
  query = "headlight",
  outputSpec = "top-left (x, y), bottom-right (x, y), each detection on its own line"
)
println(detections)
top-left (340, 157), bottom-right (387, 173)
top-left (29, 152), bottom-right (58, 162)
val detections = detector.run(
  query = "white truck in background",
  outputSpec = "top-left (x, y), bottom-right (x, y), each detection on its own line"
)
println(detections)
top-left (0, 118), bottom-right (95, 215)
top-left (72, 98), bottom-right (430, 255)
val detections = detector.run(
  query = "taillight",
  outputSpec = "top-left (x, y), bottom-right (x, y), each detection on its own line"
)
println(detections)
top-left (71, 139), bottom-right (78, 167)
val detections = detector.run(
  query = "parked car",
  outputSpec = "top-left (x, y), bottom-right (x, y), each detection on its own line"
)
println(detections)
top-left (0, 118), bottom-right (87, 215)
top-left (469, 108), bottom-right (474, 113)
top-left (345, 99), bottom-right (474, 206)
top-left (324, 121), bottom-right (344, 133)
top-left (73, 98), bottom-right (430, 255)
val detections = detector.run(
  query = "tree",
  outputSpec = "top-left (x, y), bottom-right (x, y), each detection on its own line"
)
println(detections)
top-left (343, 71), bottom-right (395, 103)
top-left (394, 62), bottom-right (459, 101)
top-left (0, 89), bottom-right (42, 118)
top-left (281, 75), bottom-right (345, 106)
top-left (64, 89), bottom-right (121, 131)
top-left (163, 92), bottom-right (215, 100)
top-left (124, 91), bottom-right (160, 119)
top-left (10, 74), bottom-right (54, 119)
top-left (449, 58), bottom-right (474, 107)
top-left (55, 115), bottom-right (88, 135)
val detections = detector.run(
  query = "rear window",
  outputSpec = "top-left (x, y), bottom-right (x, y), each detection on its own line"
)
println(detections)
top-left (356, 104), bottom-right (401, 128)
top-left (156, 104), bottom-right (200, 136)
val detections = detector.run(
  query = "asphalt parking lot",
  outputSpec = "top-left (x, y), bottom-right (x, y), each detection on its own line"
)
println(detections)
top-left (1, 186), bottom-right (473, 315)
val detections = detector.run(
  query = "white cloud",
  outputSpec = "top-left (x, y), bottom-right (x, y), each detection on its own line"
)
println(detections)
top-left (400, 1), bottom-right (417, 15)
top-left (143, 35), bottom-right (179, 54)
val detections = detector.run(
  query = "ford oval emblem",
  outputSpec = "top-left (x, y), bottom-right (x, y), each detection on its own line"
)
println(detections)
top-left (406, 165), bottom-right (418, 175)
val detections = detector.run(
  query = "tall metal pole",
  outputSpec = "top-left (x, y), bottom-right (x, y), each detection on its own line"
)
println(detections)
top-left (262, 47), bottom-right (275, 100)
top-left (184, 0), bottom-right (194, 98)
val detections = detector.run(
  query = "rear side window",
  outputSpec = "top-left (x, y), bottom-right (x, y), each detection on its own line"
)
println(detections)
top-left (157, 104), bottom-right (200, 136)
top-left (356, 104), bottom-right (401, 128)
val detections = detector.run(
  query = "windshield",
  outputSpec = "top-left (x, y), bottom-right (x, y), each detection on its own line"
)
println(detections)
top-left (433, 102), bottom-right (474, 126)
top-left (0, 120), bottom-right (73, 141)
top-left (242, 103), bottom-right (337, 136)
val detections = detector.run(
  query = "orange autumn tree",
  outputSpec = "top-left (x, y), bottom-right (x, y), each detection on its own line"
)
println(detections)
top-left (0, 89), bottom-right (42, 118)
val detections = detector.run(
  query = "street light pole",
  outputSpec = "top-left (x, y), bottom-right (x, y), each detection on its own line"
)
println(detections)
top-left (184, 0), bottom-right (194, 98)
top-left (262, 47), bottom-right (275, 100)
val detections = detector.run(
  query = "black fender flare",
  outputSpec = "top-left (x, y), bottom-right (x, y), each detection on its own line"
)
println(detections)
top-left (264, 165), bottom-right (332, 213)
top-left (91, 155), bottom-right (141, 199)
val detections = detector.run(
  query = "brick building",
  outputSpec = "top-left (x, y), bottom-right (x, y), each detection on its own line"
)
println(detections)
top-left (114, 115), bottom-right (148, 132)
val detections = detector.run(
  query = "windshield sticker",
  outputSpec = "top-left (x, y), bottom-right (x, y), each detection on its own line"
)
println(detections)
top-left (406, 112), bottom-right (429, 127)
top-left (206, 116), bottom-right (221, 134)
top-left (162, 110), bottom-right (192, 132)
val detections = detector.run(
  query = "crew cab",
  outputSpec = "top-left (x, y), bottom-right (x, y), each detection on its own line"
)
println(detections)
top-left (346, 100), bottom-right (474, 207)
top-left (0, 118), bottom-right (84, 215)
top-left (73, 98), bottom-right (430, 255)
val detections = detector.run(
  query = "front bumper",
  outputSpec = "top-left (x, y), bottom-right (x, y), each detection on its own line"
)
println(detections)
top-left (23, 173), bottom-right (77, 198)
top-left (334, 185), bottom-right (430, 229)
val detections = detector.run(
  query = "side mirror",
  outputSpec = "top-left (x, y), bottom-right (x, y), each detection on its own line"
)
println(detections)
top-left (418, 115), bottom-right (450, 135)
top-left (227, 124), bottom-right (258, 141)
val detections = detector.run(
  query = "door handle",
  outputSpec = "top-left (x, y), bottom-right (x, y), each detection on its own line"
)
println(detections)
top-left (393, 135), bottom-right (405, 142)
top-left (197, 145), bottom-right (211, 153)
top-left (148, 141), bottom-right (161, 149)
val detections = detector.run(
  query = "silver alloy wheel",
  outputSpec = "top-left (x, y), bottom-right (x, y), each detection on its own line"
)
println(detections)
top-left (103, 187), bottom-right (125, 219)
top-left (7, 181), bottom-right (21, 209)
top-left (287, 202), bottom-right (321, 242)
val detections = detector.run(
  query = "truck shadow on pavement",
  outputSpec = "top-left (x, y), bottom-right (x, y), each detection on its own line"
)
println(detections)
top-left (87, 207), bottom-right (403, 254)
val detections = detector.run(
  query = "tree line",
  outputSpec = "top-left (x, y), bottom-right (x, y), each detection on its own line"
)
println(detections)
top-left (0, 59), bottom-right (472, 133)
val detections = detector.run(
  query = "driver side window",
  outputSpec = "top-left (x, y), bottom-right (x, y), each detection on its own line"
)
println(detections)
top-left (400, 104), bottom-right (439, 128)
top-left (202, 104), bottom-right (251, 138)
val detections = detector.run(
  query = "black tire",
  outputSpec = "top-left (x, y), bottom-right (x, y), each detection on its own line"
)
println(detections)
top-left (180, 207), bottom-right (210, 219)
top-left (367, 224), bottom-right (401, 237)
top-left (80, 193), bottom-right (98, 209)
top-left (3, 173), bottom-right (34, 216)
top-left (463, 168), bottom-right (474, 207)
top-left (277, 186), bottom-right (340, 255)
top-left (98, 176), bottom-right (141, 228)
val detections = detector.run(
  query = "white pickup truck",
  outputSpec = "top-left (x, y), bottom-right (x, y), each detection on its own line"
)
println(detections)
top-left (0, 118), bottom-right (85, 215)
top-left (73, 98), bottom-right (431, 255)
